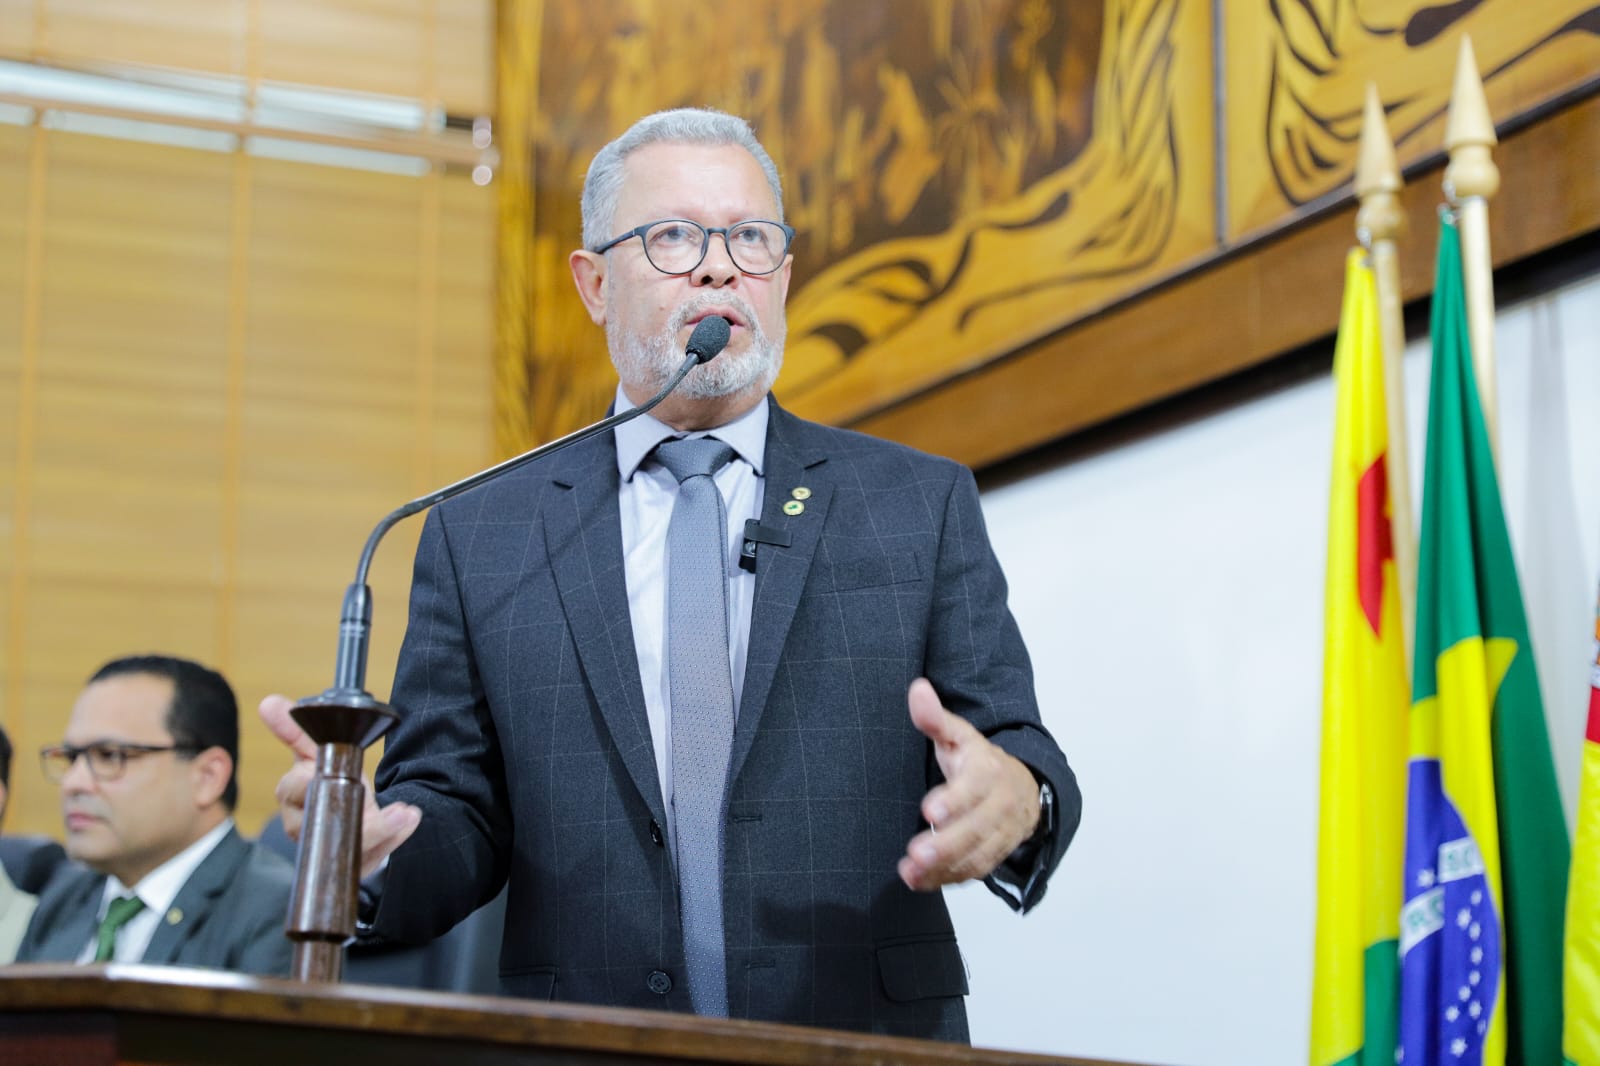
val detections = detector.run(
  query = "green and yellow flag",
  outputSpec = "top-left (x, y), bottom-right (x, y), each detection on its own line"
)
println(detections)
top-left (1565, 579), bottom-right (1600, 1065)
top-left (1397, 214), bottom-right (1570, 1066)
top-left (1310, 250), bottom-right (1410, 1066)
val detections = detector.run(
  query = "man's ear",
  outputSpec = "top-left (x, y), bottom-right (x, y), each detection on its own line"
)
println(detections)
top-left (191, 748), bottom-right (233, 810)
top-left (776, 253), bottom-right (793, 305)
top-left (570, 249), bottom-right (608, 326)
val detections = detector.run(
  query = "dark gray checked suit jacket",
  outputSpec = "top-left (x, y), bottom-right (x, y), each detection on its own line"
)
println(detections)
top-left (16, 826), bottom-right (294, 976)
top-left (371, 397), bottom-right (1080, 1040)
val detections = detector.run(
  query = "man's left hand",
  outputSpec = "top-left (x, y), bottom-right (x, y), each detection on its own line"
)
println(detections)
top-left (899, 677), bottom-right (1041, 892)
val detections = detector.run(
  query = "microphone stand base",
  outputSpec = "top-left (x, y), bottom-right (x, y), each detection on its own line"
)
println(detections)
top-left (284, 690), bottom-right (399, 983)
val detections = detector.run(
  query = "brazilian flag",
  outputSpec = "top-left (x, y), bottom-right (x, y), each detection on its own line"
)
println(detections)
top-left (1397, 215), bottom-right (1570, 1065)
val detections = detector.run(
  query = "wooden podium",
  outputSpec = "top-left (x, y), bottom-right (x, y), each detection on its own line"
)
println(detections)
top-left (0, 964), bottom-right (1138, 1066)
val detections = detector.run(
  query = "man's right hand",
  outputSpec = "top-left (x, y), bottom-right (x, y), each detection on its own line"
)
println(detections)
top-left (258, 694), bottom-right (422, 881)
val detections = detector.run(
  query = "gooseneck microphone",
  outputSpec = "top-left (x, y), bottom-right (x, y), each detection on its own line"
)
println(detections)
top-left (284, 314), bottom-right (731, 982)
top-left (329, 312), bottom-right (733, 698)
top-left (684, 312), bottom-right (730, 365)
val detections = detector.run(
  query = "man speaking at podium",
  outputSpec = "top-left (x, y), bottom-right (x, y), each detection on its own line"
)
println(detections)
top-left (264, 108), bottom-right (1079, 1041)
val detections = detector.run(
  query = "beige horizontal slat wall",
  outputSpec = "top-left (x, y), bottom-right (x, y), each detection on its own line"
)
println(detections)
top-left (0, 1), bottom-right (493, 116)
top-left (0, 1), bottom-right (495, 839)
top-left (0, 124), bottom-right (30, 820)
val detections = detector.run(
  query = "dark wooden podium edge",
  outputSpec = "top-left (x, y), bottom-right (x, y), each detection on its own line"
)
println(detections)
top-left (0, 965), bottom-right (1145, 1066)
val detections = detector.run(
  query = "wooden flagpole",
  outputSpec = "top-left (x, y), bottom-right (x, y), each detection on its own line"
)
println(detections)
top-left (1443, 35), bottom-right (1501, 454)
top-left (1355, 82), bottom-right (1416, 672)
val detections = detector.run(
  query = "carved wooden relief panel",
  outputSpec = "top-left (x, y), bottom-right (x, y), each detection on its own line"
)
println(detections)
top-left (500, 0), bottom-right (1599, 453)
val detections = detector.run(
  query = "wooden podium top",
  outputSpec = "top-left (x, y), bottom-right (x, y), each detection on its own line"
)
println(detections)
top-left (0, 964), bottom-right (1139, 1066)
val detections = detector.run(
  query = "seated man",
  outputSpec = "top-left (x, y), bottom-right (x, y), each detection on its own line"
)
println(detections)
top-left (17, 655), bottom-right (292, 976)
top-left (0, 724), bottom-right (44, 962)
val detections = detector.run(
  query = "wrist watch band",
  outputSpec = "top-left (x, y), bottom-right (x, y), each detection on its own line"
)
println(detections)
top-left (1022, 779), bottom-right (1055, 847)
top-left (1006, 778), bottom-right (1055, 866)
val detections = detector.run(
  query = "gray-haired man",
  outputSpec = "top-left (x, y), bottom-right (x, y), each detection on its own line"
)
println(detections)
top-left (265, 108), bottom-right (1079, 1041)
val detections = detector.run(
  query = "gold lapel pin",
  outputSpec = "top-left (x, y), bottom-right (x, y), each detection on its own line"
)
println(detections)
top-left (166, 907), bottom-right (183, 925)
top-left (782, 500), bottom-right (805, 516)
top-left (790, 486), bottom-right (812, 501)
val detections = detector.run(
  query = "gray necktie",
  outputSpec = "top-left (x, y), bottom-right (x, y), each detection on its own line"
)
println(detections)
top-left (654, 435), bottom-right (737, 1017)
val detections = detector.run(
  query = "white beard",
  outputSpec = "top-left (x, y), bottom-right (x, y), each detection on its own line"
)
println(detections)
top-left (607, 293), bottom-right (785, 400)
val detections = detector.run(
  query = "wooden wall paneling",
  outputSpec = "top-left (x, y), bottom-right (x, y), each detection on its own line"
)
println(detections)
top-left (855, 90), bottom-right (1600, 470)
top-left (499, 0), bottom-right (1597, 455)
top-left (492, 0), bottom-right (534, 457)
top-left (1222, 0), bottom-right (1600, 243)
top-left (3, 3), bottom-right (491, 121)
top-left (28, 132), bottom-right (233, 597)
top-left (8, 131), bottom-right (234, 832)
top-left (223, 169), bottom-right (493, 833)
top-left (231, 157), bottom-right (426, 830)
top-left (0, 126), bottom-right (26, 507)
top-left (0, 5), bottom-right (498, 837)
top-left (432, 174), bottom-right (495, 484)
top-left (412, 167), bottom-right (440, 496)
top-left (0, 0), bottom-right (37, 55)
top-left (435, 0), bottom-right (493, 117)
top-left (505, 0), bottom-right (1216, 443)
top-left (0, 122), bottom-right (30, 787)
top-left (215, 150), bottom-right (251, 708)
top-left (34, 0), bottom-right (248, 76)
top-left (779, 0), bottom-right (1216, 427)
top-left (258, 0), bottom-right (428, 103)
top-left (256, 0), bottom-right (491, 116)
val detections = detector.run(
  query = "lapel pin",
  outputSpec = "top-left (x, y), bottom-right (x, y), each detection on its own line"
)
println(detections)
top-left (790, 486), bottom-right (812, 501)
top-left (782, 500), bottom-right (804, 516)
top-left (166, 907), bottom-right (183, 925)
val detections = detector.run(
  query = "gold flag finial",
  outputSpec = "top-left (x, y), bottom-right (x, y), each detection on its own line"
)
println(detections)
top-left (1442, 34), bottom-right (1502, 454)
top-left (1355, 84), bottom-right (1403, 246)
top-left (1355, 84), bottom-right (1400, 200)
top-left (1444, 36), bottom-right (1499, 203)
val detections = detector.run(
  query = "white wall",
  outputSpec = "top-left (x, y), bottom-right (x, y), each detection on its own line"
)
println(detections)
top-left (956, 268), bottom-right (1600, 1065)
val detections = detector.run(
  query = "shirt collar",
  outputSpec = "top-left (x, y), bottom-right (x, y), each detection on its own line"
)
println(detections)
top-left (100, 818), bottom-right (233, 918)
top-left (612, 384), bottom-right (769, 482)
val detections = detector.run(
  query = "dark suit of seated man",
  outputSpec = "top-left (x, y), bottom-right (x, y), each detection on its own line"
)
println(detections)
top-left (16, 655), bottom-right (292, 976)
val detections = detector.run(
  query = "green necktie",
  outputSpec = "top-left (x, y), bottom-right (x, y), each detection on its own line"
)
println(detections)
top-left (93, 894), bottom-right (146, 963)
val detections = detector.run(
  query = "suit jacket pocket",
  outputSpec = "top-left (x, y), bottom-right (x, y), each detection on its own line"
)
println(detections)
top-left (821, 549), bottom-right (923, 593)
top-left (874, 934), bottom-right (969, 1002)
top-left (500, 965), bottom-right (556, 1000)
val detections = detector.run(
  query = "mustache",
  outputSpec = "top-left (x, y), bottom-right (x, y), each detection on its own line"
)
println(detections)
top-left (669, 294), bottom-right (762, 341)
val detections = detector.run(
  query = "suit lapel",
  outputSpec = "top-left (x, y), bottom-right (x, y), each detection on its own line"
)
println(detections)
top-left (731, 400), bottom-right (831, 788)
top-left (140, 827), bottom-right (248, 965)
top-left (544, 432), bottom-right (667, 827)
top-left (37, 873), bottom-right (103, 962)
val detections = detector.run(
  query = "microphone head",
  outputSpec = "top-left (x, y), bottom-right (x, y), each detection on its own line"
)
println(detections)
top-left (685, 315), bottom-right (732, 365)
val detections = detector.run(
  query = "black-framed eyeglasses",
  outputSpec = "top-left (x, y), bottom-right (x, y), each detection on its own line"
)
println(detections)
top-left (41, 742), bottom-right (202, 783)
top-left (591, 218), bottom-right (794, 276)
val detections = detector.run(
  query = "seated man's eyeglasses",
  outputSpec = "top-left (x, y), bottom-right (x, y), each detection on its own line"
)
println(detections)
top-left (592, 218), bottom-right (795, 276)
top-left (41, 742), bottom-right (203, 783)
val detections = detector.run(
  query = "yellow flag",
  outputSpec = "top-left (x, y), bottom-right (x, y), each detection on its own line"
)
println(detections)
top-left (1566, 583), bottom-right (1600, 1065)
top-left (1310, 250), bottom-right (1410, 1066)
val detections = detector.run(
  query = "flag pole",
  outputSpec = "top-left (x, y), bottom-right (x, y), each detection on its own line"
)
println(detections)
top-left (1355, 82), bottom-right (1416, 672)
top-left (1443, 35), bottom-right (1501, 453)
